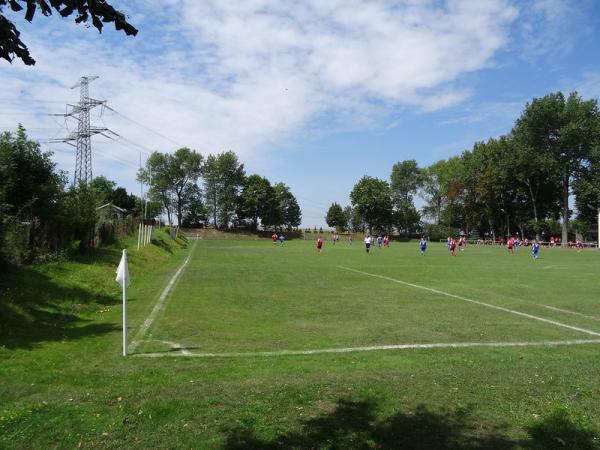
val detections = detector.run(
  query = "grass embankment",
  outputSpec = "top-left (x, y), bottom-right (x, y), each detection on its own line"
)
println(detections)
top-left (1, 238), bottom-right (599, 449)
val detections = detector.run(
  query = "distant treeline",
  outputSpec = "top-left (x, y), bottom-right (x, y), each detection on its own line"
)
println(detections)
top-left (326, 92), bottom-right (600, 242)
top-left (138, 149), bottom-right (302, 231)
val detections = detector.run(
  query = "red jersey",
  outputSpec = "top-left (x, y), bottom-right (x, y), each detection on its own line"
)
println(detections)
top-left (450, 239), bottom-right (456, 250)
top-left (507, 239), bottom-right (514, 249)
top-left (317, 238), bottom-right (323, 248)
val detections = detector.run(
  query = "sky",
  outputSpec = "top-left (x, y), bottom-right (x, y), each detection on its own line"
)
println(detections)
top-left (1, 0), bottom-right (599, 227)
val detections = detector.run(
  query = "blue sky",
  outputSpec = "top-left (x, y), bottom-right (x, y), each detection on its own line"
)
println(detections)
top-left (1, 0), bottom-right (599, 227)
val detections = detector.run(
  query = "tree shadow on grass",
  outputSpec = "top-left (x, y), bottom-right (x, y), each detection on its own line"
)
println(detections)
top-left (521, 409), bottom-right (599, 450)
top-left (224, 399), bottom-right (599, 450)
top-left (0, 267), bottom-right (118, 350)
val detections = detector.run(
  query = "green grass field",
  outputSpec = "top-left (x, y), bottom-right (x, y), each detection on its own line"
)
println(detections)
top-left (1, 235), bottom-right (599, 449)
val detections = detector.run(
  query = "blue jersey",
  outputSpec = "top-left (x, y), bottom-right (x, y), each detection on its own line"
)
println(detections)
top-left (420, 239), bottom-right (427, 249)
top-left (532, 243), bottom-right (539, 253)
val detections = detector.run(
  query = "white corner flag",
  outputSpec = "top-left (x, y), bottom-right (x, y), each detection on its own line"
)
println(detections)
top-left (116, 249), bottom-right (130, 356)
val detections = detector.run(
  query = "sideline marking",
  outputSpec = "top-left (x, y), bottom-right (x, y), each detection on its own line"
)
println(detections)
top-left (129, 242), bottom-right (196, 353)
top-left (539, 304), bottom-right (600, 322)
top-left (133, 339), bottom-right (600, 358)
top-left (338, 266), bottom-right (600, 337)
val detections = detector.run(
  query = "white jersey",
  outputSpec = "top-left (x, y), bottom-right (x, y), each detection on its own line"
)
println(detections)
top-left (364, 237), bottom-right (371, 244)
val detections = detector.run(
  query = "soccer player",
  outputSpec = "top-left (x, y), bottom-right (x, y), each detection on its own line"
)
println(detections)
top-left (364, 235), bottom-right (371, 253)
top-left (449, 237), bottom-right (456, 256)
top-left (279, 234), bottom-right (285, 247)
top-left (377, 235), bottom-right (383, 249)
top-left (420, 237), bottom-right (427, 256)
top-left (332, 234), bottom-right (337, 245)
top-left (514, 237), bottom-right (520, 253)
top-left (532, 240), bottom-right (540, 259)
top-left (576, 239), bottom-right (583, 252)
top-left (458, 235), bottom-right (465, 252)
top-left (316, 236), bottom-right (323, 254)
top-left (447, 237), bottom-right (451, 250)
top-left (348, 235), bottom-right (352, 246)
top-left (507, 237), bottom-right (514, 254)
top-left (271, 232), bottom-right (278, 244)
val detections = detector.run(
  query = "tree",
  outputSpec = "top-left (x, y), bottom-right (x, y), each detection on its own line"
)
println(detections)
top-left (390, 160), bottom-right (423, 234)
top-left (513, 92), bottom-right (600, 245)
top-left (325, 202), bottom-right (347, 232)
top-left (0, 125), bottom-right (67, 262)
top-left (90, 175), bottom-right (116, 204)
top-left (0, 0), bottom-right (137, 65)
top-left (284, 196), bottom-right (301, 230)
top-left (272, 182), bottom-right (301, 230)
top-left (109, 187), bottom-right (136, 211)
top-left (573, 145), bottom-right (600, 230)
top-left (169, 147), bottom-right (203, 226)
top-left (181, 183), bottom-right (207, 228)
top-left (421, 158), bottom-right (461, 226)
top-left (202, 151), bottom-right (245, 229)
top-left (138, 152), bottom-right (173, 227)
top-left (350, 176), bottom-right (393, 233)
top-left (237, 174), bottom-right (274, 230)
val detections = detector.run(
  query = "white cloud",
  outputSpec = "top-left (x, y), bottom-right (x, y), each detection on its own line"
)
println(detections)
top-left (0, 0), bottom-right (520, 187)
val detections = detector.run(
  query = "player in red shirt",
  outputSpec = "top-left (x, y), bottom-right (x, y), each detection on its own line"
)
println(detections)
top-left (458, 236), bottom-right (465, 252)
top-left (576, 240), bottom-right (583, 252)
top-left (316, 236), bottom-right (324, 254)
top-left (449, 238), bottom-right (456, 256)
top-left (507, 237), bottom-right (514, 254)
top-left (271, 233), bottom-right (278, 244)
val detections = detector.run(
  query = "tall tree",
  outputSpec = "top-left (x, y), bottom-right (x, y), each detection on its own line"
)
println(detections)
top-left (202, 154), bottom-right (219, 228)
top-left (181, 183), bottom-right (207, 228)
top-left (573, 145), bottom-right (600, 228)
top-left (217, 151), bottom-right (245, 229)
top-left (421, 158), bottom-right (462, 226)
top-left (169, 147), bottom-right (203, 226)
top-left (0, 0), bottom-right (137, 65)
top-left (325, 202), bottom-right (347, 232)
top-left (202, 151), bottom-right (245, 229)
top-left (390, 160), bottom-right (423, 234)
top-left (350, 176), bottom-right (393, 233)
top-left (90, 176), bottom-right (116, 204)
top-left (138, 152), bottom-right (173, 226)
top-left (272, 182), bottom-right (301, 230)
top-left (237, 174), bottom-right (274, 230)
top-left (109, 187), bottom-right (136, 211)
top-left (513, 92), bottom-right (600, 245)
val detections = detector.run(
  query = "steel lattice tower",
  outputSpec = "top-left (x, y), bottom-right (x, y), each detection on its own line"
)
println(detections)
top-left (51, 76), bottom-right (115, 185)
top-left (74, 76), bottom-right (93, 184)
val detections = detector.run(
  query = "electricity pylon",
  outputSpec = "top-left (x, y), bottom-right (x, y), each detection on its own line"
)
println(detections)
top-left (50, 76), bottom-right (117, 185)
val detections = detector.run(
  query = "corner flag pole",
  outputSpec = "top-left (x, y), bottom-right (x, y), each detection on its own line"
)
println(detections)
top-left (122, 252), bottom-right (128, 356)
top-left (115, 249), bottom-right (130, 356)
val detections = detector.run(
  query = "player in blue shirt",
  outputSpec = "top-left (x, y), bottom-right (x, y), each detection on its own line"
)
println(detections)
top-left (377, 235), bottom-right (383, 248)
top-left (279, 235), bottom-right (285, 247)
top-left (531, 240), bottom-right (539, 259)
top-left (420, 237), bottom-right (427, 256)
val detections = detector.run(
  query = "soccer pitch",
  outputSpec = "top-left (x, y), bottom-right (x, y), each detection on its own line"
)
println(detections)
top-left (131, 240), bottom-right (600, 358)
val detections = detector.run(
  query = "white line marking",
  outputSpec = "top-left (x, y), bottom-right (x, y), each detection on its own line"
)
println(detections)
top-left (156, 340), bottom-right (193, 355)
top-left (338, 266), bottom-right (600, 337)
top-left (133, 339), bottom-right (600, 358)
top-left (539, 304), bottom-right (600, 321)
top-left (129, 242), bottom-right (196, 352)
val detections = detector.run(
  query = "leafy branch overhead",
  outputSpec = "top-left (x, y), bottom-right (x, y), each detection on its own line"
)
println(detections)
top-left (0, 0), bottom-right (138, 65)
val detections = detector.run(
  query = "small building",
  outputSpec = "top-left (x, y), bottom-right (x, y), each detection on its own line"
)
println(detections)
top-left (96, 203), bottom-right (128, 220)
